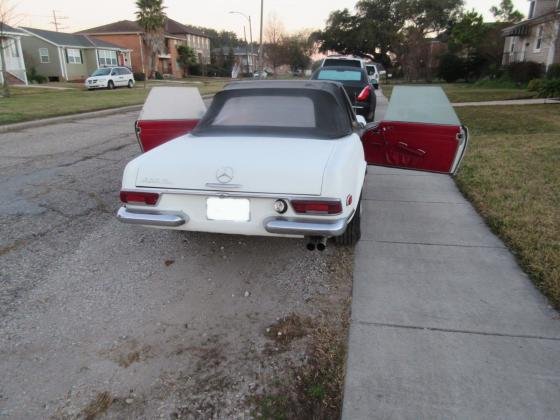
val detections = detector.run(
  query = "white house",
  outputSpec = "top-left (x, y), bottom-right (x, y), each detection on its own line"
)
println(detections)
top-left (502, 0), bottom-right (560, 69)
top-left (0, 23), bottom-right (28, 85)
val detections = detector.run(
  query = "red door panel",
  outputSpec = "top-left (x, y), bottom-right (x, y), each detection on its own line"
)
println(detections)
top-left (362, 121), bottom-right (462, 173)
top-left (135, 119), bottom-right (200, 153)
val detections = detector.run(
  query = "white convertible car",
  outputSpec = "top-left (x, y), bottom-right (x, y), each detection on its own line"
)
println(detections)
top-left (118, 82), bottom-right (467, 250)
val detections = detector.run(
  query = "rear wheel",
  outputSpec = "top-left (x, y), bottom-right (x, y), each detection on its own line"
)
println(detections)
top-left (127, 80), bottom-right (134, 88)
top-left (335, 198), bottom-right (362, 246)
top-left (107, 80), bottom-right (115, 90)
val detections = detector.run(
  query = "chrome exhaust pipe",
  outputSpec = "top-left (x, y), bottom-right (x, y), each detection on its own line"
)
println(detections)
top-left (306, 238), bottom-right (317, 251)
top-left (316, 237), bottom-right (328, 252)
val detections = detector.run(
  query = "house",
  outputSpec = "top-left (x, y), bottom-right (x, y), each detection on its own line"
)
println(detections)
top-left (502, 0), bottom-right (560, 69)
top-left (20, 27), bottom-right (131, 82)
top-left (0, 23), bottom-right (28, 85)
top-left (213, 46), bottom-right (258, 73)
top-left (78, 18), bottom-right (211, 78)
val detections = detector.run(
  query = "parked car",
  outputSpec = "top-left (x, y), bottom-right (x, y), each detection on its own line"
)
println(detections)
top-left (366, 64), bottom-right (380, 89)
top-left (311, 65), bottom-right (377, 122)
top-left (320, 55), bottom-right (365, 69)
top-left (85, 67), bottom-right (135, 90)
top-left (117, 83), bottom-right (468, 250)
top-left (252, 70), bottom-right (268, 79)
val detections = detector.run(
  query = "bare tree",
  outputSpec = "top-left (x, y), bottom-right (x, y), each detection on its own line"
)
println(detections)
top-left (0, 0), bottom-right (18, 98)
top-left (264, 13), bottom-right (286, 72)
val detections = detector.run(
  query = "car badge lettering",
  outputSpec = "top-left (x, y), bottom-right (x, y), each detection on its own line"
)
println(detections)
top-left (216, 167), bottom-right (234, 184)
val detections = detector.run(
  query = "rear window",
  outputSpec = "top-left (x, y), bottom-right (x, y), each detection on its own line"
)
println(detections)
top-left (213, 96), bottom-right (315, 128)
top-left (192, 88), bottom-right (352, 139)
top-left (323, 58), bottom-right (361, 68)
top-left (317, 69), bottom-right (363, 82)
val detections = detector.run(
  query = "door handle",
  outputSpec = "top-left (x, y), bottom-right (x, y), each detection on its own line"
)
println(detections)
top-left (397, 142), bottom-right (426, 157)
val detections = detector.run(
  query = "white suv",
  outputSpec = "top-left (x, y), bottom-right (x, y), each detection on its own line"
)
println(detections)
top-left (366, 64), bottom-right (380, 89)
top-left (320, 56), bottom-right (365, 69)
top-left (85, 67), bottom-right (135, 90)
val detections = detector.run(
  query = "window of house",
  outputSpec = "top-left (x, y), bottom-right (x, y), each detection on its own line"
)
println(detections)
top-left (98, 50), bottom-right (117, 66)
top-left (39, 47), bottom-right (50, 63)
top-left (528, 1), bottom-right (535, 19)
top-left (510, 37), bottom-right (516, 53)
top-left (535, 25), bottom-right (544, 51)
top-left (67, 48), bottom-right (82, 64)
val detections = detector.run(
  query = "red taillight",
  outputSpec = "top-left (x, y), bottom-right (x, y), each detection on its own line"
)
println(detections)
top-left (357, 85), bottom-right (371, 102)
top-left (120, 191), bottom-right (160, 206)
top-left (291, 200), bottom-right (343, 215)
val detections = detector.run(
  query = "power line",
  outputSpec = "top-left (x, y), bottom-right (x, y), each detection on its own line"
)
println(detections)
top-left (50, 10), bottom-right (68, 32)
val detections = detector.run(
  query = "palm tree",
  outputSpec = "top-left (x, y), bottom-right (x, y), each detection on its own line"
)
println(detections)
top-left (136, 0), bottom-right (167, 79)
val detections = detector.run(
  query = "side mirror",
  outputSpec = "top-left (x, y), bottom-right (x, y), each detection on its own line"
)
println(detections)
top-left (356, 115), bottom-right (367, 128)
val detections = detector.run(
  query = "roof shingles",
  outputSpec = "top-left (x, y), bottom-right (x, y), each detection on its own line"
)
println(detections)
top-left (21, 27), bottom-right (127, 49)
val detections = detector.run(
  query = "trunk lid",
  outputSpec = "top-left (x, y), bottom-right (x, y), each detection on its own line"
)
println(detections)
top-left (135, 135), bottom-right (336, 196)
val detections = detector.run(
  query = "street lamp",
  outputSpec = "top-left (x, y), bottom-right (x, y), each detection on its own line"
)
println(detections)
top-left (229, 11), bottom-right (254, 74)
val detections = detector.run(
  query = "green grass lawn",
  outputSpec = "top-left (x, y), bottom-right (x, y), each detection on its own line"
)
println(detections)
top-left (455, 104), bottom-right (560, 309)
top-left (381, 83), bottom-right (536, 103)
top-left (0, 78), bottom-right (227, 126)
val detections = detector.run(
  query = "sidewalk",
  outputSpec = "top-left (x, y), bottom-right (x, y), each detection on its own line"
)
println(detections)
top-left (342, 93), bottom-right (560, 419)
top-left (453, 98), bottom-right (560, 107)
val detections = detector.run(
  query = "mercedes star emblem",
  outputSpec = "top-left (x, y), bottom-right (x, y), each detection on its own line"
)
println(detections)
top-left (216, 167), bottom-right (234, 184)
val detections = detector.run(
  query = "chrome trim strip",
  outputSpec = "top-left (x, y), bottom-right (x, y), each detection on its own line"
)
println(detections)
top-left (205, 183), bottom-right (243, 189)
top-left (132, 187), bottom-right (336, 201)
top-left (134, 120), bottom-right (145, 153)
top-left (264, 216), bottom-right (349, 237)
top-left (117, 207), bottom-right (187, 227)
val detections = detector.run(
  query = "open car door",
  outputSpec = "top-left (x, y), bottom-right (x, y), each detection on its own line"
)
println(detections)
top-left (135, 87), bottom-right (207, 153)
top-left (361, 86), bottom-right (468, 174)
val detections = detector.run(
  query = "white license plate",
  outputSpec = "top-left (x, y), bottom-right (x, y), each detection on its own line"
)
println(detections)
top-left (206, 198), bottom-right (250, 222)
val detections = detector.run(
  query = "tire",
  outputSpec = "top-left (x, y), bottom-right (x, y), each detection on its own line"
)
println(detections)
top-left (374, 83), bottom-right (379, 90)
top-left (127, 80), bottom-right (134, 88)
top-left (107, 80), bottom-right (115, 90)
top-left (335, 198), bottom-right (362, 246)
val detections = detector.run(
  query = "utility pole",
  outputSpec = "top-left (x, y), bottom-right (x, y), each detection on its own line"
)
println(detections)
top-left (259, 0), bottom-right (264, 75)
top-left (50, 10), bottom-right (68, 32)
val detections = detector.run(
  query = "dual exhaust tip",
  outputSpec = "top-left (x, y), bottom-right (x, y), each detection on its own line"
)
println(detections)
top-left (306, 237), bottom-right (327, 252)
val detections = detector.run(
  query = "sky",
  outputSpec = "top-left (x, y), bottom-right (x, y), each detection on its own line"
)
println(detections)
top-left (13, 0), bottom-right (529, 37)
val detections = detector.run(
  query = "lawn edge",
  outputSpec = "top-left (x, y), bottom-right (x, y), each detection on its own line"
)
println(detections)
top-left (0, 94), bottom-right (215, 133)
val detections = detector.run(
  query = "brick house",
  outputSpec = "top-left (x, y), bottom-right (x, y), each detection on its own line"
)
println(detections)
top-left (78, 18), bottom-right (211, 78)
top-left (502, 0), bottom-right (560, 69)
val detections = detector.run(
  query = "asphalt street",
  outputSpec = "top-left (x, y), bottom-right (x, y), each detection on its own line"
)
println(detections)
top-left (0, 101), bottom-right (353, 418)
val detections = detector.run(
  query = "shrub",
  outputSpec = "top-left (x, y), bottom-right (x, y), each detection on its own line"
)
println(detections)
top-left (536, 78), bottom-right (560, 98)
top-left (438, 53), bottom-right (465, 83)
top-left (527, 78), bottom-right (545, 92)
top-left (154, 71), bottom-right (163, 80)
top-left (189, 63), bottom-right (202, 76)
top-left (505, 61), bottom-right (545, 85)
top-left (206, 65), bottom-right (230, 77)
top-left (546, 64), bottom-right (560, 79)
top-left (133, 72), bottom-right (146, 81)
top-left (26, 67), bottom-right (47, 84)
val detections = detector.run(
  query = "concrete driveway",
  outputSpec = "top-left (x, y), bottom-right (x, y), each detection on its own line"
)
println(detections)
top-left (342, 90), bottom-right (560, 419)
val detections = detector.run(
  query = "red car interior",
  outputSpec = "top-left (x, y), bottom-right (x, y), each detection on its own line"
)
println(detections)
top-left (361, 121), bottom-right (462, 173)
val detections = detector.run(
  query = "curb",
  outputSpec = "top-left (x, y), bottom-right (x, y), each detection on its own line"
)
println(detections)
top-left (0, 94), bottom-right (215, 134)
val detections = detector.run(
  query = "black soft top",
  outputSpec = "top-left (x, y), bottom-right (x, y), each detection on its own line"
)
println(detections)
top-left (191, 80), bottom-right (355, 139)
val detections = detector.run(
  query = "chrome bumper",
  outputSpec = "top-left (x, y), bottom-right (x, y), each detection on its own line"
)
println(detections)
top-left (117, 207), bottom-right (187, 227)
top-left (264, 216), bottom-right (350, 237)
